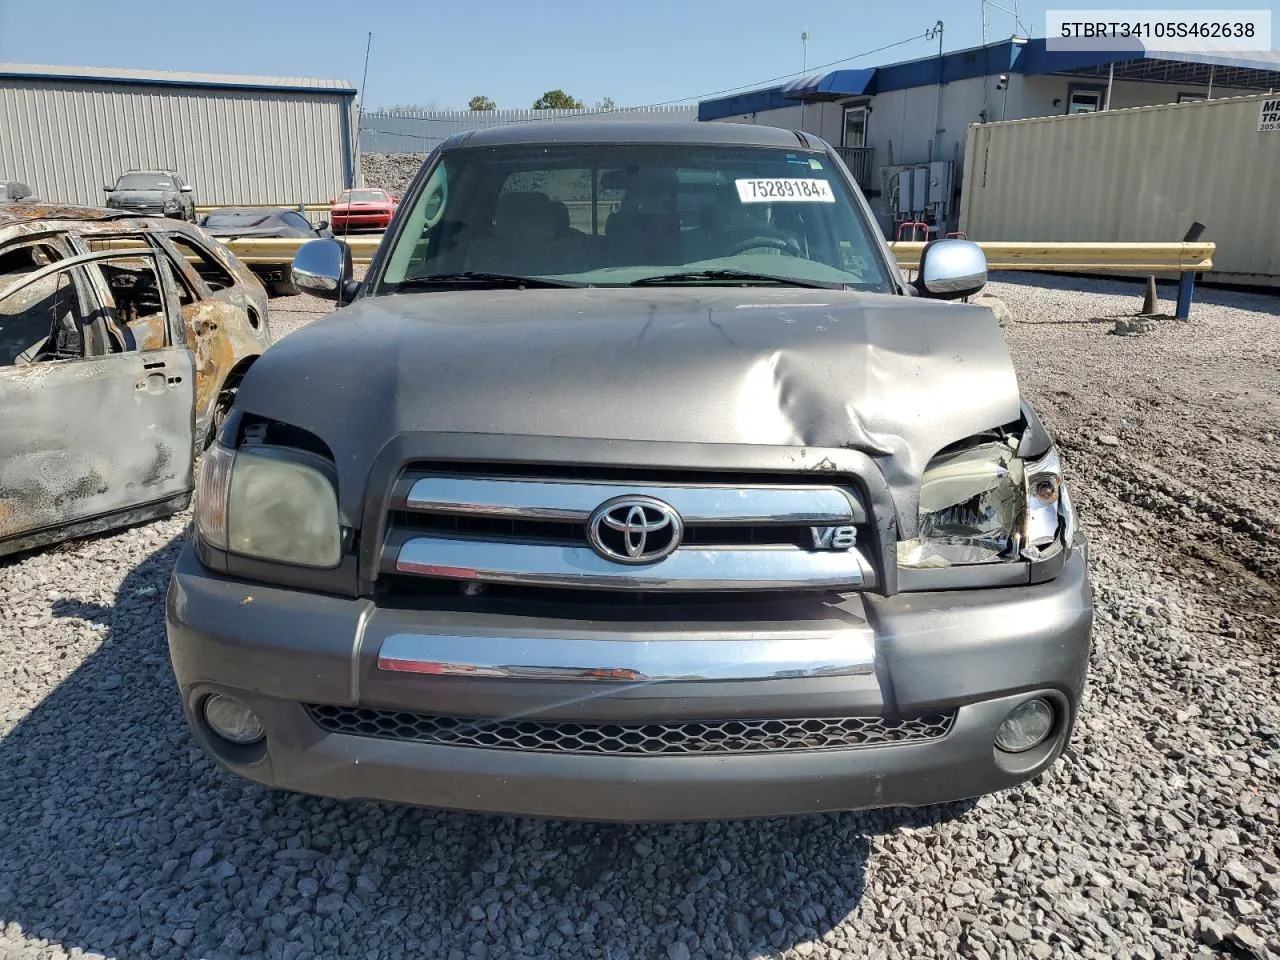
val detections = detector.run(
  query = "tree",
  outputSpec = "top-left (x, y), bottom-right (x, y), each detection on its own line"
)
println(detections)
top-left (532, 89), bottom-right (584, 110)
top-left (595, 97), bottom-right (616, 111)
top-left (468, 95), bottom-right (496, 111)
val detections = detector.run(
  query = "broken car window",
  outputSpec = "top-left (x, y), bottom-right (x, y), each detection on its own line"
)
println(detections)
top-left (85, 237), bottom-right (184, 348)
top-left (167, 236), bottom-right (236, 293)
top-left (0, 242), bottom-right (85, 365)
top-left (0, 259), bottom-right (97, 366)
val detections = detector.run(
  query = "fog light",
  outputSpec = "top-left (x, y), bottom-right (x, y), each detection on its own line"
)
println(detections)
top-left (203, 693), bottom-right (265, 745)
top-left (995, 698), bottom-right (1055, 753)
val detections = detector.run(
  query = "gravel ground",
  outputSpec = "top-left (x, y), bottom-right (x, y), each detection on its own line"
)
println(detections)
top-left (1, 273), bottom-right (1278, 960)
top-left (361, 154), bottom-right (428, 196)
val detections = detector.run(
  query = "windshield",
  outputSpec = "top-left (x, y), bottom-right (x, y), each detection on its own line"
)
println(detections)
top-left (376, 143), bottom-right (894, 292)
top-left (116, 173), bottom-right (175, 190)
top-left (339, 190), bottom-right (388, 203)
top-left (203, 211), bottom-right (274, 228)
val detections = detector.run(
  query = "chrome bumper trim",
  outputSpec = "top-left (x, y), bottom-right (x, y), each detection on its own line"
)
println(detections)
top-left (392, 535), bottom-right (872, 591)
top-left (401, 475), bottom-right (864, 525)
top-left (376, 631), bottom-right (876, 682)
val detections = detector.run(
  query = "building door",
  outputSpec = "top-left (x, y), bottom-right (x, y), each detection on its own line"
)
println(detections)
top-left (842, 106), bottom-right (868, 147)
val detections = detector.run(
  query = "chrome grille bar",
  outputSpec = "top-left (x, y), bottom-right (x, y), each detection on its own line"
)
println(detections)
top-left (392, 535), bottom-right (873, 591)
top-left (401, 475), bottom-right (864, 525)
top-left (376, 631), bottom-right (876, 682)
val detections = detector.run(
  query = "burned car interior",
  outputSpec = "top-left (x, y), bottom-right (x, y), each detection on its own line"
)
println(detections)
top-left (0, 237), bottom-right (174, 366)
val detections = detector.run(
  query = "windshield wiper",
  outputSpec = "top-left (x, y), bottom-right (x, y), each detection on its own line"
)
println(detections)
top-left (396, 272), bottom-right (584, 289)
top-left (628, 269), bottom-right (842, 289)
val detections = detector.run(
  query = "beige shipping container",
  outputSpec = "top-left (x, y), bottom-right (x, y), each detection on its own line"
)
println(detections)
top-left (959, 93), bottom-right (1280, 286)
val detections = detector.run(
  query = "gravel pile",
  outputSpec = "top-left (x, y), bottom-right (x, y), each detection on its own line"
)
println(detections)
top-left (361, 153), bottom-right (428, 196)
top-left (0, 275), bottom-right (1277, 960)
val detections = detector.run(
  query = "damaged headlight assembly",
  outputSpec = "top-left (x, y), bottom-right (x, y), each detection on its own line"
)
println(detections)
top-left (898, 438), bottom-right (1076, 570)
top-left (194, 442), bottom-right (342, 568)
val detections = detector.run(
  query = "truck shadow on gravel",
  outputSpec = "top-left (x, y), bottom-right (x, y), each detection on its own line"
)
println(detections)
top-left (0, 534), bottom-right (976, 960)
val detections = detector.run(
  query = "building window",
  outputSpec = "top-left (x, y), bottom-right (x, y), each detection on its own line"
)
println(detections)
top-left (1177, 92), bottom-right (1207, 103)
top-left (842, 106), bottom-right (868, 148)
top-left (1066, 85), bottom-right (1105, 114)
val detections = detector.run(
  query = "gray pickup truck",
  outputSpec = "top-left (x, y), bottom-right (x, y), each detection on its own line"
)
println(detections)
top-left (165, 122), bottom-right (1093, 822)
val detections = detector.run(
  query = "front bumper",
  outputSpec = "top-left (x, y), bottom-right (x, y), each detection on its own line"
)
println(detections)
top-left (330, 213), bottom-right (390, 230)
top-left (166, 538), bottom-right (1093, 821)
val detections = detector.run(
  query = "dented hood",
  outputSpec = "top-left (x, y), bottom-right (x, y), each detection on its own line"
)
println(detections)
top-left (236, 287), bottom-right (1022, 523)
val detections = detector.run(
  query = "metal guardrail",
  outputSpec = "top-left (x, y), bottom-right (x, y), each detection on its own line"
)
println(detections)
top-left (194, 203), bottom-right (333, 215)
top-left (220, 237), bottom-right (1215, 273)
top-left (886, 241), bottom-right (1215, 273)
top-left (224, 236), bottom-right (383, 264)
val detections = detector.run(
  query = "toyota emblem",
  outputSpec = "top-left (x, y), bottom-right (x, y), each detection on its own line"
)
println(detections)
top-left (586, 496), bottom-right (683, 564)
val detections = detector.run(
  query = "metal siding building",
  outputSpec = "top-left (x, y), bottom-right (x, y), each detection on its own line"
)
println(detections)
top-left (700, 41), bottom-right (1280, 237)
top-left (959, 93), bottom-right (1280, 285)
top-left (0, 63), bottom-right (357, 207)
top-left (359, 106), bottom-right (699, 154)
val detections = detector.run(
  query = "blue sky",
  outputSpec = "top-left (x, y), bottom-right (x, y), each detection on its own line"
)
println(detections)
top-left (0, 0), bottom-right (1274, 110)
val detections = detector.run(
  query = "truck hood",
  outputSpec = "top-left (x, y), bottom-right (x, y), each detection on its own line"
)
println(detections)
top-left (236, 287), bottom-right (1022, 524)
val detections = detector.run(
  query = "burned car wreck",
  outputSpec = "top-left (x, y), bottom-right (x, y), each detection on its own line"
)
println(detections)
top-left (167, 122), bottom-right (1093, 822)
top-left (0, 204), bottom-right (270, 557)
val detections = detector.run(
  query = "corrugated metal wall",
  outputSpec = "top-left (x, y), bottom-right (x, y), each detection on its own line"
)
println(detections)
top-left (359, 106), bottom-right (699, 154)
top-left (0, 77), bottom-right (354, 207)
top-left (959, 93), bottom-right (1280, 284)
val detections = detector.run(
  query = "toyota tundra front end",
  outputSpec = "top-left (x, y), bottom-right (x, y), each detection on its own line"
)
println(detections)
top-left (166, 121), bottom-right (1093, 821)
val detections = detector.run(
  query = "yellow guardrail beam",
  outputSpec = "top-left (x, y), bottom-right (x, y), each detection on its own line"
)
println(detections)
top-left (887, 241), bottom-right (1215, 273)
top-left (219, 238), bottom-right (1215, 273)
top-left (195, 203), bottom-right (333, 215)
top-left (223, 237), bottom-right (383, 265)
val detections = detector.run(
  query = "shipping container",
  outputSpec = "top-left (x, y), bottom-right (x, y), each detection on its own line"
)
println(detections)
top-left (959, 93), bottom-right (1280, 286)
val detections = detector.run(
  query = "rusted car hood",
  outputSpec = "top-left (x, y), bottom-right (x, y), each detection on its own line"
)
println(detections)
top-left (236, 287), bottom-right (1021, 523)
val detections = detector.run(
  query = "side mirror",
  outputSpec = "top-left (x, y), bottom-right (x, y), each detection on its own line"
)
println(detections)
top-left (180, 184), bottom-right (193, 193)
top-left (292, 237), bottom-right (355, 301)
top-left (104, 185), bottom-right (114, 192)
top-left (915, 239), bottom-right (988, 300)
top-left (315, 219), bottom-right (330, 232)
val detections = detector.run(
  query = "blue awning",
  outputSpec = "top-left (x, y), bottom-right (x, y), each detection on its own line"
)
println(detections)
top-left (698, 86), bottom-right (794, 121)
top-left (778, 68), bottom-right (876, 101)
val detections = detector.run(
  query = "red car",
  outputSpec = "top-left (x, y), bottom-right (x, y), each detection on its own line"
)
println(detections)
top-left (328, 188), bottom-right (397, 233)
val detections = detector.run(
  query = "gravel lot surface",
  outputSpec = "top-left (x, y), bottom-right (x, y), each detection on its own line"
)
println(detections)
top-left (1, 274), bottom-right (1278, 960)
top-left (361, 154), bottom-right (427, 197)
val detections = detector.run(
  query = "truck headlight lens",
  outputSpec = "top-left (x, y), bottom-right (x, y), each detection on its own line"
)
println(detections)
top-left (899, 439), bottom-right (1074, 569)
top-left (195, 443), bottom-right (341, 567)
top-left (898, 441), bottom-right (1023, 568)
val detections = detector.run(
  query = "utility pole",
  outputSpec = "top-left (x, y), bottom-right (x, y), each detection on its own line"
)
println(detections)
top-left (801, 28), bottom-right (809, 74)
top-left (926, 20), bottom-right (944, 161)
top-left (360, 32), bottom-right (373, 116)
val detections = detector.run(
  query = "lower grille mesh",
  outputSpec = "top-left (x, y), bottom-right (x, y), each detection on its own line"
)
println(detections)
top-left (305, 705), bottom-right (956, 756)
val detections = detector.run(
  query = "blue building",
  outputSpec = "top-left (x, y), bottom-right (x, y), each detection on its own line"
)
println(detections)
top-left (698, 39), bottom-right (1280, 235)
